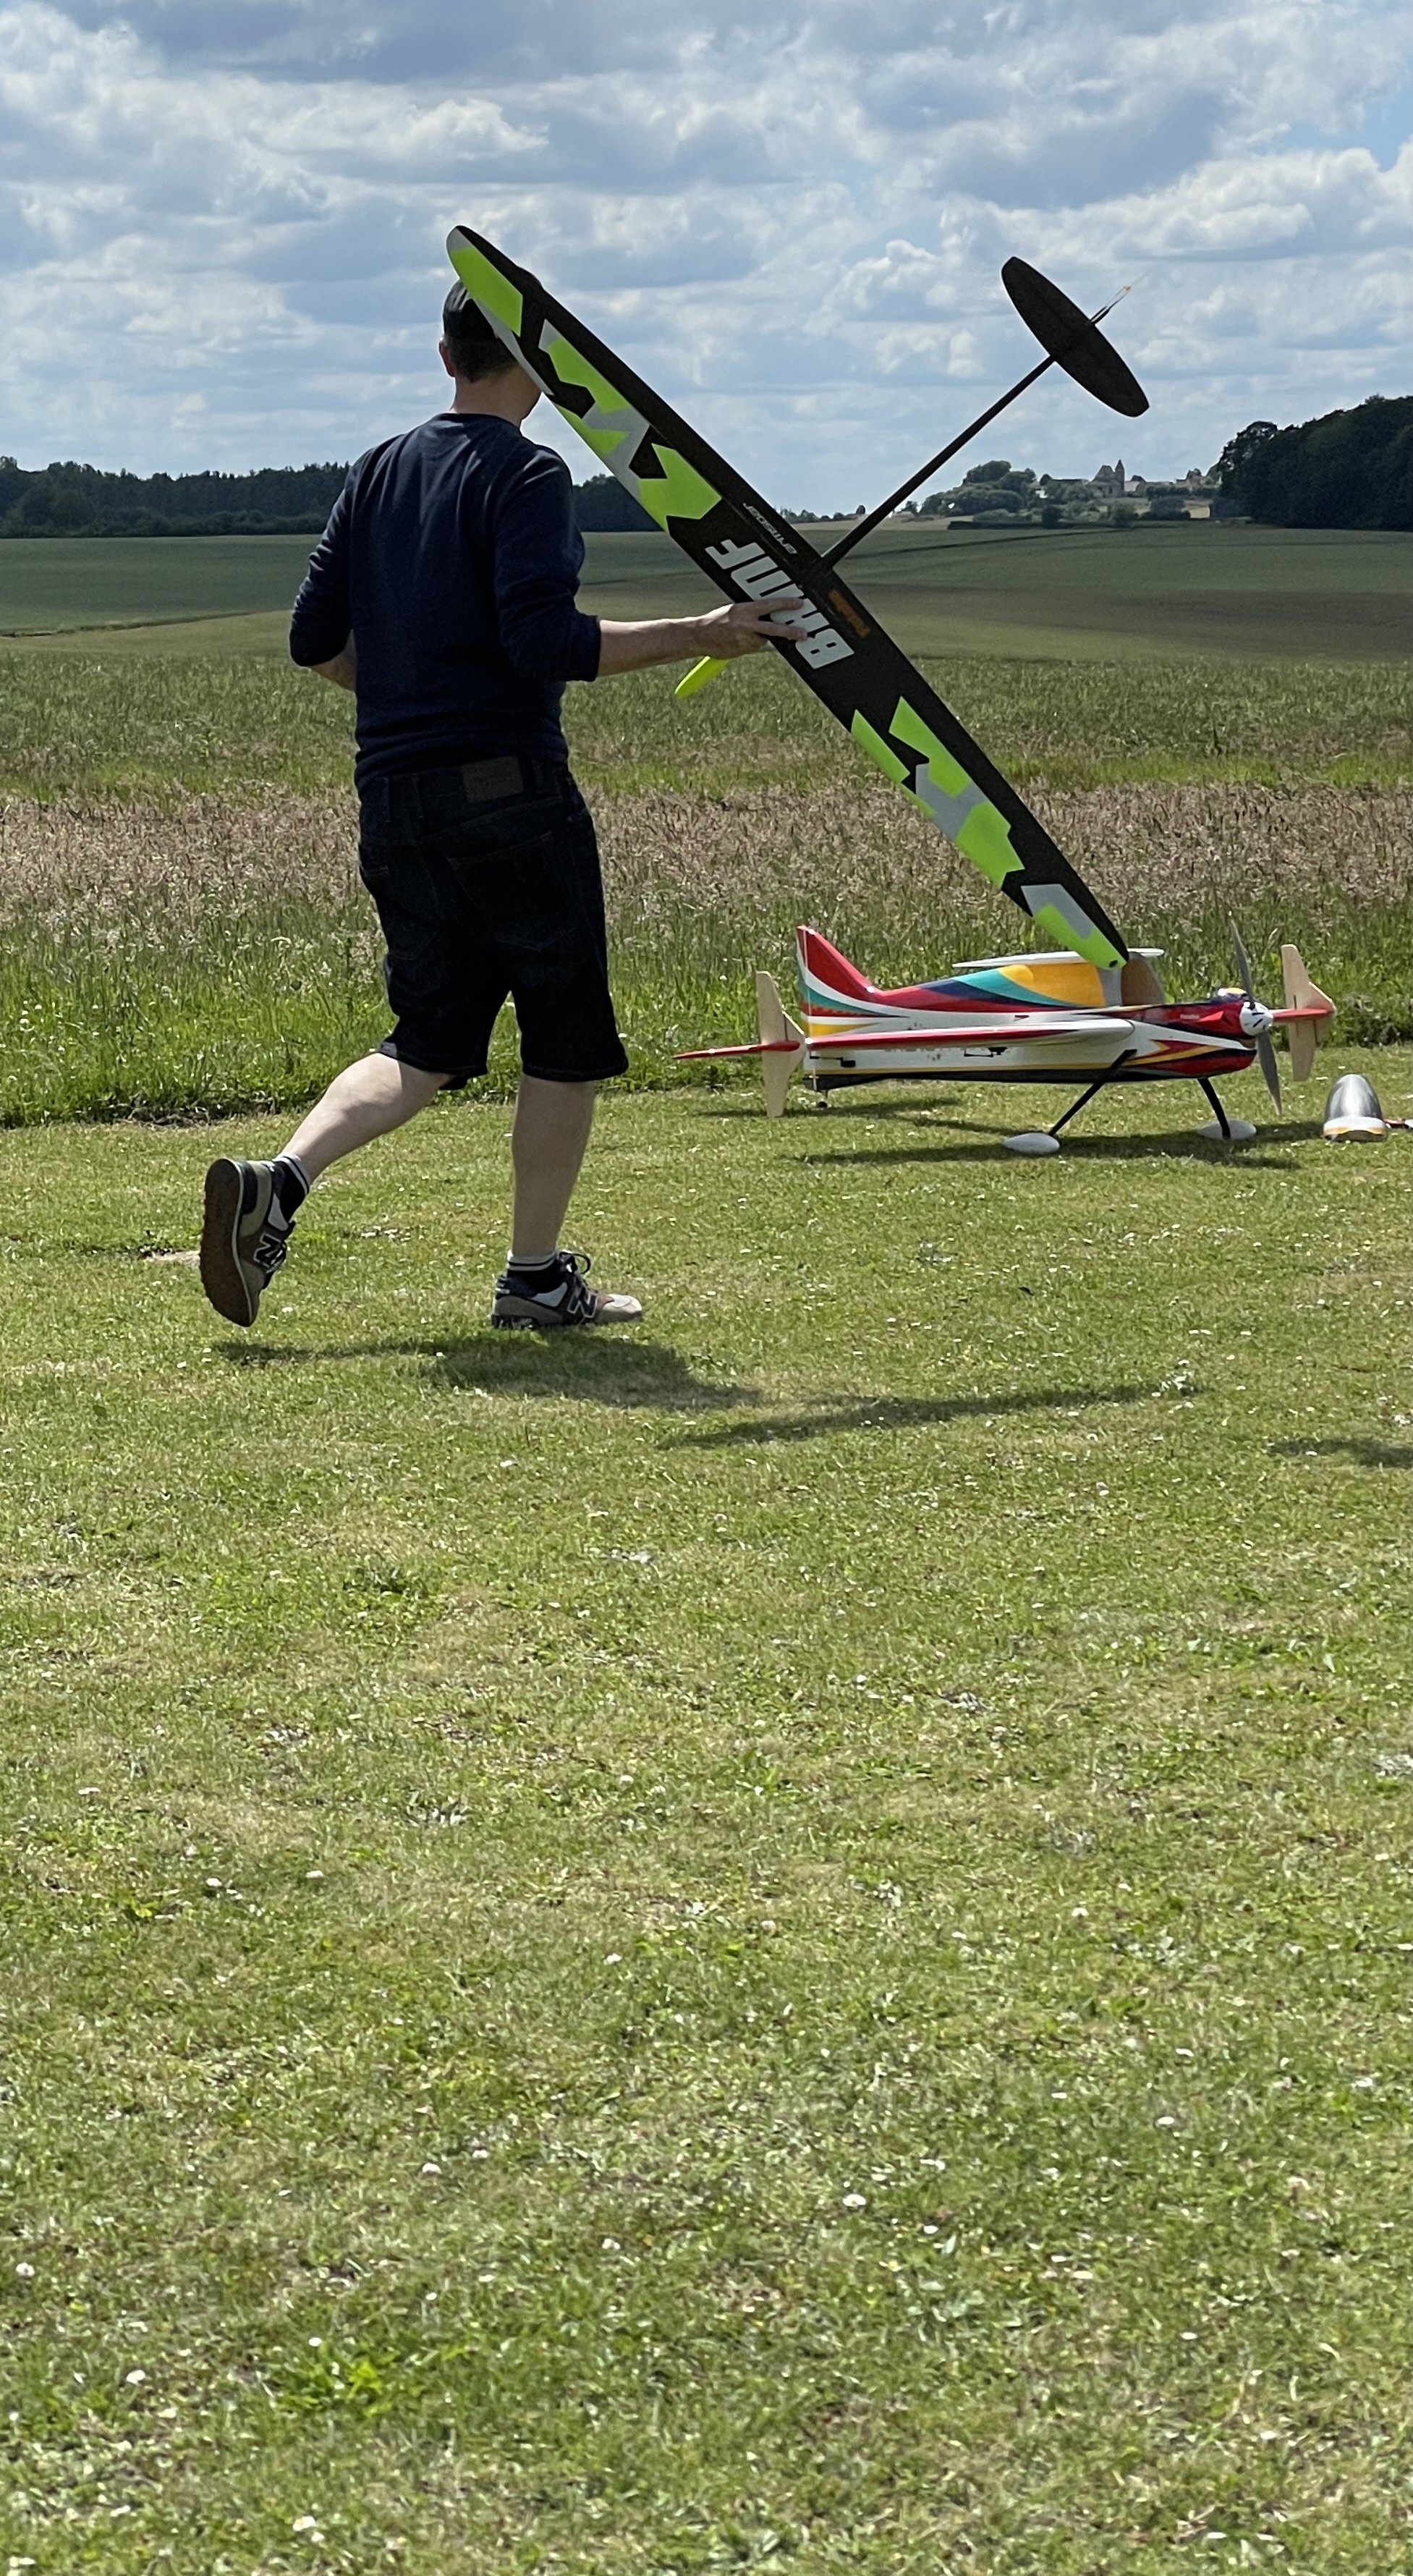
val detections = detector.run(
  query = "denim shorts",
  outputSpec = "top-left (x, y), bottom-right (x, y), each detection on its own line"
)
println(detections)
top-left (356, 755), bottom-right (629, 1087)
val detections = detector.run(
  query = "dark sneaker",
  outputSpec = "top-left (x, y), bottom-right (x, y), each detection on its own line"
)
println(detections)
top-left (200, 1158), bottom-right (297, 1327)
top-left (491, 1250), bottom-right (643, 1331)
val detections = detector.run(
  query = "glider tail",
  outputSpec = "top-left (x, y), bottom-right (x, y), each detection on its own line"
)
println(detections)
top-left (1276, 944), bottom-right (1336, 1082)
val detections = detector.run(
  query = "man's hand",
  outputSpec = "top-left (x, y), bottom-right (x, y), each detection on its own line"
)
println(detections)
top-left (313, 635), bottom-right (357, 691)
top-left (595, 593), bottom-right (809, 678)
top-left (691, 596), bottom-right (811, 659)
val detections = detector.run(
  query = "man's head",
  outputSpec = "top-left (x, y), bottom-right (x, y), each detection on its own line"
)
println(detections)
top-left (441, 284), bottom-right (521, 385)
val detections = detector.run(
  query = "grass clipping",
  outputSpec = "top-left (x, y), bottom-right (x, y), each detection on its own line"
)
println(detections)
top-left (0, 774), bottom-right (1406, 1121)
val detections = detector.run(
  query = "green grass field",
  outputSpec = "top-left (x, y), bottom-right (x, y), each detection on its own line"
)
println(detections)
top-left (577, 523), bottom-right (1412, 664)
top-left (2, 1075), bottom-right (1409, 2573)
top-left (1, 547), bottom-right (1409, 2569)
top-left (0, 535), bottom-right (318, 635)
top-left (2, 524), bottom-right (1409, 661)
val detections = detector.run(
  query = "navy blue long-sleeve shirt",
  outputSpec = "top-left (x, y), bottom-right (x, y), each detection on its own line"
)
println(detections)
top-left (289, 412), bottom-right (602, 784)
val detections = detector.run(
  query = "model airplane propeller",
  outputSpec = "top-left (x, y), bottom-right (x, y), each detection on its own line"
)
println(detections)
top-left (1229, 923), bottom-right (1282, 1109)
top-left (446, 224), bottom-right (1338, 1147)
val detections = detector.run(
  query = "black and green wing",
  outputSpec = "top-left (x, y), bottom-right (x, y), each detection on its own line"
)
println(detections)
top-left (447, 224), bottom-right (1127, 970)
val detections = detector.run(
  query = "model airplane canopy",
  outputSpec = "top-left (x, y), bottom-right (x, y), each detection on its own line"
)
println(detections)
top-left (1001, 259), bottom-right (1148, 418)
top-left (446, 223), bottom-right (1129, 973)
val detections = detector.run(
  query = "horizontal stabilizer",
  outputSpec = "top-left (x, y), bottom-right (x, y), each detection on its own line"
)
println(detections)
top-left (1002, 259), bottom-right (1148, 418)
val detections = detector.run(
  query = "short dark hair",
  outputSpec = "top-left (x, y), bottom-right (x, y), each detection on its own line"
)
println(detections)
top-left (441, 283), bottom-right (519, 383)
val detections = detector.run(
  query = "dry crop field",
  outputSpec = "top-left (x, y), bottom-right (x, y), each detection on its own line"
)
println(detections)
top-left (0, 648), bottom-right (1407, 1122)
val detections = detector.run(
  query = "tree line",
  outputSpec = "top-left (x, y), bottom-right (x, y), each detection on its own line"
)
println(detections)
top-left (0, 458), bottom-right (655, 538)
top-left (2, 399), bottom-right (1407, 535)
top-left (1215, 397), bottom-right (1410, 530)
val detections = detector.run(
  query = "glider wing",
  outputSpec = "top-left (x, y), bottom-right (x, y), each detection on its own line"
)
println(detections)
top-left (446, 224), bottom-right (1128, 972)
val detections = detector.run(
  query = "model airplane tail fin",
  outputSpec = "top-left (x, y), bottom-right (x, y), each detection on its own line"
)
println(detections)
top-left (1278, 945), bottom-right (1336, 1082)
top-left (796, 926), bottom-right (881, 1013)
top-left (757, 971), bottom-right (806, 1118)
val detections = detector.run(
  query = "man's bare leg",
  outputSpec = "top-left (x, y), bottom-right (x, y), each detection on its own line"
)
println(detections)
top-left (509, 1075), bottom-right (597, 1261)
top-left (198, 1051), bottom-right (449, 1326)
top-left (492, 1076), bottom-right (642, 1327)
top-left (281, 1051), bottom-right (450, 1183)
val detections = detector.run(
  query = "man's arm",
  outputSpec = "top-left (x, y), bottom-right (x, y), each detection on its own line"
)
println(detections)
top-left (312, 636), bottom-right (357, 691)
top-left (491, 449), bottom-right (808, 682)
top-left (290, 477), bottom-right (355, 677)
top-left (594, 597), bottom-right (807, 677)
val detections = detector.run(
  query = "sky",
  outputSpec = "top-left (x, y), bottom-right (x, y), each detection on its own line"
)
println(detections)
top-left (0, 1), bottom-right (1408, 507)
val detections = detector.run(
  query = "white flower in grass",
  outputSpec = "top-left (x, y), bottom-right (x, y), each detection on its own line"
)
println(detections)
top-left (841, 2192), bottom-right (867, 2211)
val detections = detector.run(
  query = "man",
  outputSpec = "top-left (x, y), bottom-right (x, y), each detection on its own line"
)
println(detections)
top-left (199, 283), bottom-right (801, 1332)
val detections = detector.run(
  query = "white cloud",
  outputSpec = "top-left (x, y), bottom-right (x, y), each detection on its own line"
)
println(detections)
top-left (0, 0), bottom-right (1406, 495)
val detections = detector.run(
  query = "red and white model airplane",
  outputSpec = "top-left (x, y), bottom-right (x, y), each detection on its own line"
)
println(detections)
top-left (681, 926), bottom-right (1335, 1153)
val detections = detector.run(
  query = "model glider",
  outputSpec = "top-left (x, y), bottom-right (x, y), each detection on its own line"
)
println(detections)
top-left (446, 224), bottom-right (1129, 970)
top-left (678, 929), bottom-right (1335, 1153)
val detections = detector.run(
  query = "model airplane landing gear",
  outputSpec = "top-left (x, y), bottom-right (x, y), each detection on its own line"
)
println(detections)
top-left (1005, 1068), bottom-right (1129, 1157)
top-left (1195, 1078), bottom-right (1257, 1144)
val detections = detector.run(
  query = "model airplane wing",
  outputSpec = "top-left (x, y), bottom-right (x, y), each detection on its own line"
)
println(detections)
top-left (446, 225), bottom-right (1128, 973)
top-left (803, 1016), bottom-right (1134, 1052)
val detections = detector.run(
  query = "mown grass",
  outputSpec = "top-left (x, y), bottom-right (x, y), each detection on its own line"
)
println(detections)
top-left (1, 1078), bottom-right (1409, 2572)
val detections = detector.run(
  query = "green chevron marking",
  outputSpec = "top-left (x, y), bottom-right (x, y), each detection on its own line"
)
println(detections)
top-left (850, 708), bottom-right (909, 785)
top-left (447, 238), bottom-right (524, 334)
top-left (542, 337), bottom-right (720, 522)
top-left (543, 334), bottom-right (629, 429)
top-left (889, 696), bottom-right (972, 797)
top-left (955, 800), bottom-right (1027, 892)
top-left (888, 696), bottom-right (1027, 891)
top-left (633, 446), bottom-right (720, 528)
top-left (1031, 904), bottom-right (1124, 969)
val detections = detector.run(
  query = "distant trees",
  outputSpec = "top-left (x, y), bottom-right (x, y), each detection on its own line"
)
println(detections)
top-left (915, 459), bottom-right (1038, 520)
top-left (0, 457), bottom-right (660, 538)
top-left (568, 474), bottom-right (655, 533)
top-left (0, 457), bottom-right (350, 536)
top-left (1215, 398), bottom-right (1411, 529)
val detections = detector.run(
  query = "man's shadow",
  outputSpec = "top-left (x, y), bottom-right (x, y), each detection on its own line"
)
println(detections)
top-left (220, 1332), bottom-right (755, 1414)
top-left (673, 1378), bottom-right (1158, 1449)
top-left (1270, 1435), bottom-right (1412, 1471)
top-left (218, 1339), bottom-right (1157, 1448)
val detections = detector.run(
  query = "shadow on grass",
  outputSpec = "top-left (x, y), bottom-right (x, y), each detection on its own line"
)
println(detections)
top-left (1270, 1435), bottom-right (1412, 1470)
top-left (792, 1111), bottom-right (1313, 1169)
top-left (674, 1380), bottom-right (1158, 1449)
top-left (219, 1333), bottom-right (755, 1413)
top-left (685, 1090), bottom-right (1314, 1165)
